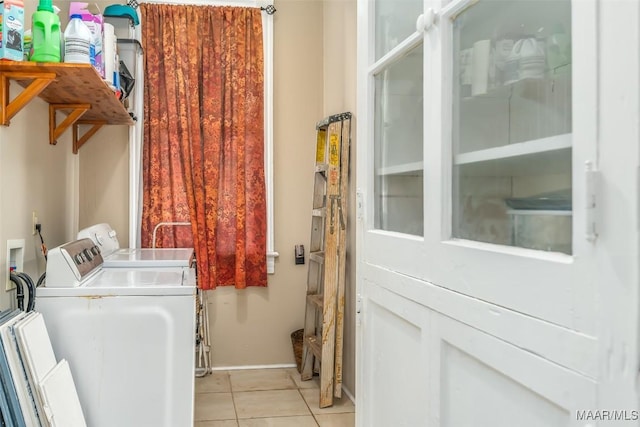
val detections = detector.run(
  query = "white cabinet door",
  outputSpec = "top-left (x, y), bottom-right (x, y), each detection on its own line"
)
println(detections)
top-left (423, 0), bottom-right (598, 336)
top-left (358, 0), bottom-right (598, 326)
top-left (432, 314), bottom-right (597, 427)
top-left (358, 280), bottom-right (429, 426)
top-left (356, 0), bottom-right (639, 424)
top-left (358, 263), bottom-right (600, 426)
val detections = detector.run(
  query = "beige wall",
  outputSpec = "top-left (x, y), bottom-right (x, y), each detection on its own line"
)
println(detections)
top-left (76, 0), bottom-right (358, 397)
top-left (0, 85), bottom-right (78, 310)
top-left (207, 0), bottom-right (358, 397)
top-left (207, 0), bottom-right (324, 366)
top-left (0, 0), bottom-right (360, 399)
top-left (74, 0), bottom-right (131, 244)
top-left (0, 0), bottom-right (125, 311)
top-left (78, 126), bottom-right (130, 247)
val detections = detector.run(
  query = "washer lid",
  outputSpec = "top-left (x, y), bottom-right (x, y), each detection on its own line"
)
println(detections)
top-left (38, 268), bottom-right (196, 297)
top-left (103, 248), bottom-right (194, 268)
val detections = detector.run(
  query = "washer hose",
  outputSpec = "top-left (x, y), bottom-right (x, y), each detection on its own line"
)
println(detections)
top-left (9, 273), bottom-right (24, 311)
top-left (16, 272), bottom-right (36, 312)
top-left (37, 272), bottom-right (46, 288)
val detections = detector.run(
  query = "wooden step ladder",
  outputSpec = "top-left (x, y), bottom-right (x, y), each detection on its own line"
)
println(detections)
top-left (301, 112), bottom-right (351, 408)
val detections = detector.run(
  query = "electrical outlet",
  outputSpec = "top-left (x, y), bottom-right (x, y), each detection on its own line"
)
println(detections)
top-left (32, 211), bottom-right (38, 236)
top-left (6, 239), bottom-right (25, 290)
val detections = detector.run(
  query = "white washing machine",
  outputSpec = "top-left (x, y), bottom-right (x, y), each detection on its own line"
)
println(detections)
top-left (36, 238), bottom-right (196, 427)
top-left (78, 223), bottom-right (212, 377)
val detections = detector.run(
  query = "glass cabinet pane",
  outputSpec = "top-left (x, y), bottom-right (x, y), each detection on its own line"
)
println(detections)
top-left (451, 0), bottom-right (572, 254)
top-left (375, 46), bottom-right (424, 236)
top-left (375, 0), bottom-right (423, 59)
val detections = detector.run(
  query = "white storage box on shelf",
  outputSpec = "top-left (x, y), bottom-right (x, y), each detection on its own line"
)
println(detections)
top-left (104, 5), bottom-right (142, 114)
top-left (103, 5), bottom-right (137, 39)
top-left (504, 189), bottom-right (572, 254)
top-left (507, 210), bottom-right (572, 254)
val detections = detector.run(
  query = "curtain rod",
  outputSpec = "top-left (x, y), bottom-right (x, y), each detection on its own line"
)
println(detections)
top-left (261, 4), bottom-right (276, 14)
top-left (137, 0), bottom-right (276, 13)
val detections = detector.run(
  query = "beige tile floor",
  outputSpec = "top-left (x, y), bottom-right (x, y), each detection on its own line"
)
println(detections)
top-left (194, 368), bottom-right (355, 427)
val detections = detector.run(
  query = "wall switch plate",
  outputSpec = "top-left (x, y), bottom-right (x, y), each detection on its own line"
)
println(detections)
top-left (6, 239), bottom-right (25, 290)
top-left (295, 244), bottom-right (305, 265)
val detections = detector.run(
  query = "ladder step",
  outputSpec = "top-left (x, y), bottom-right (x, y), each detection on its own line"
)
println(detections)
top-left (305, 335), bottom-right (322, 360)
top-left (306, 293), bottom-right (323, 309)
top-left (312, 208), bottom-right (326, 217)
top-left (309, 251), bottom-right (325, 263)
top-left (315, 163), bottom-right (328, 173)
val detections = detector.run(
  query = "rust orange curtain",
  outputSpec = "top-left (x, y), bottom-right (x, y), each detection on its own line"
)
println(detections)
top-left (140, 4), bottom-right (267, 290)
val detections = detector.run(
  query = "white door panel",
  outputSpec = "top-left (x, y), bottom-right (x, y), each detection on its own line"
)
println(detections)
top-left (358, 275), bottom-right (598, 427)
top-left (364, 234), bottom-right (594, 332)
top-left (360, 281), bottom-right (429, 427)
top-left (362, 262), bottom-right (598, 379)
top-left (362, 231), bottom-right (425, 279)
top-left (433, 315), bottom-right (596, 427)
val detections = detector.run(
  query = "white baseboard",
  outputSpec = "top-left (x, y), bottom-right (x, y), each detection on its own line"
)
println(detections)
top-left (211, 363), bottom-right (297, 371)
top-left (342, 385), bottom-right (355, 404)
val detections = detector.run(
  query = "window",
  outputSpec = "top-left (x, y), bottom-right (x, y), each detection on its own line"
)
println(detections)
top-left (129, 0), bottom-right (278, 272)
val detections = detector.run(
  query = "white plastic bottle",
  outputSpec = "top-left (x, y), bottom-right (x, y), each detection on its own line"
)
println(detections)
top-left (63, 14), bottom-right (91, 63)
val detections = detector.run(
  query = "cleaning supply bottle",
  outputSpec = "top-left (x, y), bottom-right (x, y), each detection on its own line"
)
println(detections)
top-left (30, 0), bottom-right (60, 62)
top-left (63, 14), bottom-right (91, 63)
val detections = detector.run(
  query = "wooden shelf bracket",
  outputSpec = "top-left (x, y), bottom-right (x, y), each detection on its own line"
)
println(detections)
top-left (73, 120), bottom-right (106, 154)
top-left (0, 71), bottom-right (56, 125)
top-left (0, 63), bottom-right (134, 151)
top-left (49, 103), bottom-right (91, 145)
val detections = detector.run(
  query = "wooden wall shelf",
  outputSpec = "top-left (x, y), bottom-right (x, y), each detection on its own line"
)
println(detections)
top-left (0, 61), bottom-right (134, 152)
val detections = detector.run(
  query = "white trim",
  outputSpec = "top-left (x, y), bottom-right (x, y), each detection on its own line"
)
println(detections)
top-left (262, 6), bottom-right (277, 274)
top-left (68, 150), bottom-right (80, 242)
top-left (267, 251), bottom-right (279, 275)
top-left (128, 125), bottom-right (139, 248)
top-left (341, 385), bottom-right (356, 405)
top-left (355, 0), bottom-right (371, 424)
top-left (439, 0), bottom-right (477, 21)
top-left (130, 0), bottom-right (278, 274)
top-left (368, 31), bottom-right (424, 76)
top-left (129, 20), bottom-right (144, 248)
top-left (211, 363), bottom-right (297, 371)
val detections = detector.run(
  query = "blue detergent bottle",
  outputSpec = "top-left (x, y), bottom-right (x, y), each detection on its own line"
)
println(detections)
top-left (30, 0), bottom-right (60, 62)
